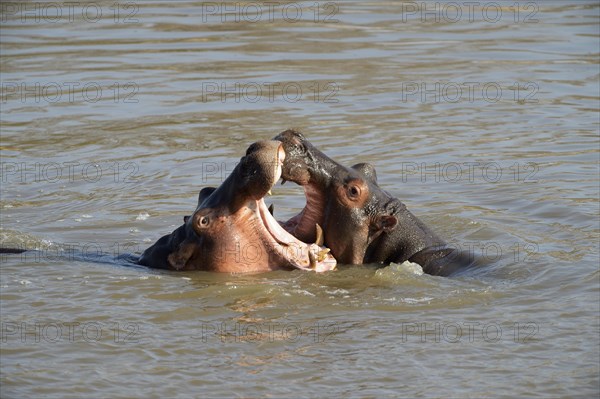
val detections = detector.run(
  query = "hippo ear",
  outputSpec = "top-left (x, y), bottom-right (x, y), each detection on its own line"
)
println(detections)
top-left (376, 214), bottom-right (397, 232)
top-left (197, 187), bottom-right (217, 207)
top-left (183, 215), bottom-right (190, 224)
top-left (352, 163), bottom-right (378, 185)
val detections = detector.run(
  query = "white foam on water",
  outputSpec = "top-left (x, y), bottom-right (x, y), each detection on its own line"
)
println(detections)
top-left (376, 261), bottom-right (424, 278)
top-left (399, 261), bottom-right (424, 275)
top-left (136, 212), bottom-right (150, 221)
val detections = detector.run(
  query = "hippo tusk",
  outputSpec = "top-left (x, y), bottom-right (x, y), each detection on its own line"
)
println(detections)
top-left (315, 223), bottom-right (324, 246)
top-left (308, 247), bottom-right (335, 271)
top-left (317, 248), bottom-right (330, 262)
top-left (308, 249), bottom-right (317, 270)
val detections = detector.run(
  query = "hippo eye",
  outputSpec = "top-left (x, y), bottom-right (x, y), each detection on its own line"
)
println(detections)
top-left (347, 185), bottom-right (361, 199)
top-left (199, 216), bottom-right (210, 227)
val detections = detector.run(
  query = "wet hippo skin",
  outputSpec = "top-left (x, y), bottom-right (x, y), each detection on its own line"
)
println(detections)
top-left (274, 129), bottom-right (478, 276)
top-left (138, 140), bottom-right (336, 273)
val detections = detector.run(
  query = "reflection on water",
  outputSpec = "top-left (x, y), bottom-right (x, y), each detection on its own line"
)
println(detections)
top-left (1, 1), bottom-right (599, 398)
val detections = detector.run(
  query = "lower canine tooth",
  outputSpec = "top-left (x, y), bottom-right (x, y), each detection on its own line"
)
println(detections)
top-left (308, 250), bottom-right (317, 270)
top-left (315, 223), bottom-right (324, 246)
top-left (317, 248), bottom-right (330, 262)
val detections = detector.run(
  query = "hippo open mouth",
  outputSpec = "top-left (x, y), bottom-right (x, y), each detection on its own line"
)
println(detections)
top-left (273, 129), bottom-right (403, 265)
top-left (273, 130), bottom-right (478, 276)
top-left (273, 129), bottom-right (408, 265)
top-left (274, 130), bottom-right (334, 244)
top-left (257, 194), bottom-right (334, 272)
top-left (243, 142), bottom-right (335, 272)
top-left (139, 140), bottom-right (336, 273)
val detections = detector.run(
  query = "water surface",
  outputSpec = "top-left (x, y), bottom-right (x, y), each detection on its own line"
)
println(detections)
top-left (1, 1), bottom-right (599, 397)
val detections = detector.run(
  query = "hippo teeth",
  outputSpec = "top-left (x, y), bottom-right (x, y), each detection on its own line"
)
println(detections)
top-left (267, 190), bottom-right (272, 196)
top-left (317, 248), bottom-right (331, 262)
top-left (315, 223), bottom-right (324, 246)
top-left (268, 204), bottom-right (274, 216)
top-left (308, 247), bottom-right (335, 271)
top-left (308, 250), bottom-right (317, 270)
top-left (257, 198), bottom-right (336, 272)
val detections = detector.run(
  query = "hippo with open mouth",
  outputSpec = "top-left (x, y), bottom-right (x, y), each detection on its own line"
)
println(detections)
top-left (273, 129), bottom-right (477, 276)
top-left (138, 140), bottom-right (336, 273)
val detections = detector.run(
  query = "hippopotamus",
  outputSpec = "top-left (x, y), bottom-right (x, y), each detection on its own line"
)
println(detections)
top-left (138, 140), bottom-right (336, 273)
top-left (273, 130), bottom-right (476, 276)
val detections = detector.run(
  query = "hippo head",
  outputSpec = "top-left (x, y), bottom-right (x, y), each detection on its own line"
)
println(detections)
top-left (141, 140), bottom-right (336, 273)
top-left (274, 130), bottom-right (400, 265)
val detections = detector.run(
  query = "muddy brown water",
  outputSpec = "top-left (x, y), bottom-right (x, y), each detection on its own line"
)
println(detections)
top-left (1, 1), bottom-right (599, 398)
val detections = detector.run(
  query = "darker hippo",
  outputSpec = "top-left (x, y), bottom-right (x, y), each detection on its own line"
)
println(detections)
top-left (273, 129), bottom-right (476, 276)
top-left (139, 140), bottom-right (336, 273)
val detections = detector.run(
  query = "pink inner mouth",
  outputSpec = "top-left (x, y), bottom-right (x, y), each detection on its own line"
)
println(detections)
top-left (257, 198), bottom-right (336, 272)
top-left (280, 184), bottom-right (326, 243)
top-left (255, 145), bottom-right (335, 272)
